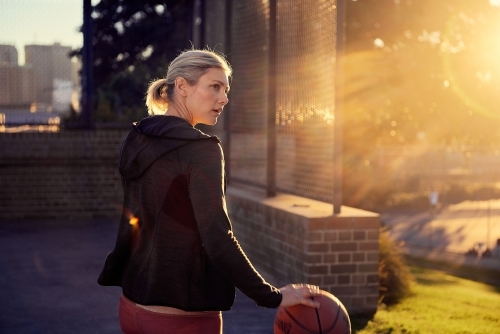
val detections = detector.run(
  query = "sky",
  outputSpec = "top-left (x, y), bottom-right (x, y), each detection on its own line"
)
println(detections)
top-left (0, 0), bottom-right (98, 65)
top-left (1, 0), bottom-right (499, 66)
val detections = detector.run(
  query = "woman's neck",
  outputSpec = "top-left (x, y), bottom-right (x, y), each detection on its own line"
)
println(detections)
top-left (165, 100), bottom-right (194, 126)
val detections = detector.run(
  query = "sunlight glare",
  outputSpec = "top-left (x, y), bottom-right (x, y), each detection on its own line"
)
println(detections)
top-left (374, 38), bottom-right (385, 48)
top-left (129, 216), bottom-right (139, 226)
top-left (490, 0), bottom-right (500, 7)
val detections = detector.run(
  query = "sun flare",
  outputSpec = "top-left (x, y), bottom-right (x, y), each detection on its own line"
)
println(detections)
top-left (129, 216), bottom-right (139, 226)
top-left (489, 0), bottom-right (500, 7)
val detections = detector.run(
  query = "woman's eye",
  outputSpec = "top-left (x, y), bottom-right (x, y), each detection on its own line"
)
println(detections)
top-left (213, 84), bottom-right (220, 90)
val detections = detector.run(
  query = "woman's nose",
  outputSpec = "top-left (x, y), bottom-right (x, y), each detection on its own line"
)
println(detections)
top-left (220, 94), bottom-right (229, 105)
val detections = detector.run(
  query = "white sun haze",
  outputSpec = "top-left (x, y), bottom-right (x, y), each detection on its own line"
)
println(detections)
top-left (490, 0), bottom-right (500, 7)
top-left (0, 0), bottom-right (94, 64)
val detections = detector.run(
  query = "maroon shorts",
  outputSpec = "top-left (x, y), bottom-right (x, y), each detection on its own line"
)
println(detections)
top-left (119, 295), bottom-right (223, 334)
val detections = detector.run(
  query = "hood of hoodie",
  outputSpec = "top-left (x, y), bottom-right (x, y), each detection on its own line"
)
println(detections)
top-left (119, 115), bottom-right (220, 180)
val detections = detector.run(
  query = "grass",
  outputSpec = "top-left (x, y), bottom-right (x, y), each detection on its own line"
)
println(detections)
top-left (352, 266), bottom-right (500, 334)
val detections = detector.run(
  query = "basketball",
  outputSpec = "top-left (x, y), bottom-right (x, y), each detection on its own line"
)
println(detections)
top-left (274, 290), bottom-right (351, 334)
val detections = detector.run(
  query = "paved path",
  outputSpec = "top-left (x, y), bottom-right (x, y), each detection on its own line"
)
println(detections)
top-left (0, 218), bottom-right (276, 334)
top-left (381, 199), bottom-right (500, 270)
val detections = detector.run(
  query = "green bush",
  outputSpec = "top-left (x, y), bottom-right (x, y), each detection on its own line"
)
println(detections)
top-left (378, 228), bottom-right (414, 305)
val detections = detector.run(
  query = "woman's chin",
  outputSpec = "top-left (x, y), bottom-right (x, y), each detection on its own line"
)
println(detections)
top-left (207, 116), bottom-right (219, 126)
top-left (197, 118), bottom-right (217, 126)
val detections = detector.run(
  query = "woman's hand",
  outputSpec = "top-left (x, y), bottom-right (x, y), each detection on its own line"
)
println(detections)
top-left (279, 283), bottom-right (321, 308)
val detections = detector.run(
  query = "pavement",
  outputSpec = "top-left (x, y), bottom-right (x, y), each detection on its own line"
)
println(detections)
top-left (1, 201), bottom-right (500, 333)
top-left (0, 218), bottom-right (276, 334)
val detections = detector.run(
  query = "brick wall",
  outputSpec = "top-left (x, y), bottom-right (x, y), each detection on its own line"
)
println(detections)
top-left (0, 129), bottom-right (380, 315)
top-left (0, 129), bottom-right (129, 219)
top-left (227, 185), bottom-right (380, 315)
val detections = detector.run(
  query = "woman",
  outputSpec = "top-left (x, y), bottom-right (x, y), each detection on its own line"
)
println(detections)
top-left (98, 49), bottom-right (320, 334)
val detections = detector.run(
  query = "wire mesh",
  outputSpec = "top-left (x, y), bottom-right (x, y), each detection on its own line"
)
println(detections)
top-left (275, 0), bottom-right (337, 202)
top-left (218, 0), bottom-right (337, 202)
top-left (199, 0), bottom-right (336, 202)
top-left (201, 0), bottom-right (228, 139)
top-left (227, 0), bottom-right (270, 187)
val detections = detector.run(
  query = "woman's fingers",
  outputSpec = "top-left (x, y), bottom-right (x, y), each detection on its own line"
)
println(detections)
top-left (279, 283), bottom-right (322, 308)
top-left (301, 297), bottom-right (320, 308)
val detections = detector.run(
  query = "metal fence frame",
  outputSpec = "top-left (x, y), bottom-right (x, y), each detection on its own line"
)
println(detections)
top-left (199, 0), bottom-right (345, 213)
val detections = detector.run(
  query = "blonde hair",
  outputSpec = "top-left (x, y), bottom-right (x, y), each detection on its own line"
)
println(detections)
top-left (145, 49), bottom-right (232, 115)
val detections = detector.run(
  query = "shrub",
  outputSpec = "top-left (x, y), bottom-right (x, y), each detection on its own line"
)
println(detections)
top-left (379, 228), bottom-right (414, 305)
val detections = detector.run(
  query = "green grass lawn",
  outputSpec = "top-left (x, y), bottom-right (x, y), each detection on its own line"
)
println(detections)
top-left (352, 267), bottom-right (500, 334)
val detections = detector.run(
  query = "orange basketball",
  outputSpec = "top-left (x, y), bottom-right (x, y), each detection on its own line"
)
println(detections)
top-left (274, 290), bottom-right (351, 334)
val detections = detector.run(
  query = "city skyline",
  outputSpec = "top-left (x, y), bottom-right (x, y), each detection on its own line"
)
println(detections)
top-left (0, 0), bottom-right (99, 65)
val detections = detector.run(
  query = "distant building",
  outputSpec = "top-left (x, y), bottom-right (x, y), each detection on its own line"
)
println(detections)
top-left (71, 58), bottom-right (82, 112)
top-left (0, 44), bottom-right (34, 107)
top-left (0, 63), bottom-right (34, 107)
top-left (0, 45), bottom-right (18, 66)
top-left (25, 43), bottom-right (73, 112)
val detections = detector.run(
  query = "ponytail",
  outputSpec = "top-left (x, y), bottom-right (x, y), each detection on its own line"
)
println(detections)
top-left (145, 49), bottom-right (232, 115)
top-left (145, 78), bottom-right (169, 115)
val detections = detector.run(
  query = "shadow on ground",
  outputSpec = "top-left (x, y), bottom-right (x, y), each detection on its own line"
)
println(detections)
top-left (0, 218), bottom-right (277, 334)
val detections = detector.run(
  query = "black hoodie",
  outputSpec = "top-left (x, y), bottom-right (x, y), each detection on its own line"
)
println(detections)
top-left (98, 115), bottom-right (282, 311)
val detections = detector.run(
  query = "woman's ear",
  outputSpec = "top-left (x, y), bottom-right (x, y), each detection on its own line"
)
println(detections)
top-left (175, 77), bottom-right (188, 97)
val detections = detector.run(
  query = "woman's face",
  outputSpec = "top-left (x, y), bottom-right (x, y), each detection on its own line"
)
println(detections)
top-left (184, 68), bottom-right (230, 126)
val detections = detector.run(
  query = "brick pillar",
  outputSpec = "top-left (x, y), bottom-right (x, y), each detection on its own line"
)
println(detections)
top-left (227, 185), bottom-right (380, 315)
top-left (305, 216), bottom-right (379, 314)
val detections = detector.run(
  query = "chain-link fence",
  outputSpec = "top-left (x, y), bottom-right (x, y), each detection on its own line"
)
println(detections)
top-left (275, 1), bottom-right (337, 202)
top-left (205, 0), bottom-right (338, 203)
top-left (227, 0), bottom-right (270, 188)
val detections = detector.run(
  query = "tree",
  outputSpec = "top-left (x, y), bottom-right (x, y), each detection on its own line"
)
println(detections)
top-left (345, 0), bottom-right (500, 148)
top-left (342, 0), bottom-right (500, 209)
top-left (73, 0), bottom-right (194, 122)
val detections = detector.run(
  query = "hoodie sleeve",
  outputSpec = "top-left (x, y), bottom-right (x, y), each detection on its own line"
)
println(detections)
top-left (185, 140), bottom-right (282, 308)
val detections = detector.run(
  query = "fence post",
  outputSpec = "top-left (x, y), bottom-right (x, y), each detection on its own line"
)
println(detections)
top-left (81, 0), bottom-right (93, 129)
top-left (192, 0), bottom-right (206, 49)
top-left (224, 0), bottom-right (232, 183)
top-left (333, 0), bottom-right (346, 214)
top-left (267, 0), bottom-right (277, 197)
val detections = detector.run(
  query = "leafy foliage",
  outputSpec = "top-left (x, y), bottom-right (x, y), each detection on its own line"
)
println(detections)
top-left (72, 0), bottom-right (194, 122)
top-left (343, 0), bottom-right (500, 209)
top-left (378, 228), bottom-right (414, 305)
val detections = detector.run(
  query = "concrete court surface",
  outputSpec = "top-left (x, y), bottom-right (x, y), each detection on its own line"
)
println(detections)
top-left (0, 218), bottom-right (276, 334)
top-left (2, 201), bottom-right (500, 333)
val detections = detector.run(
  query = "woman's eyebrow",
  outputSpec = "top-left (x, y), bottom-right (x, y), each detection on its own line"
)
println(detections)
top-left (212, 80), bottom-right (230, 91)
